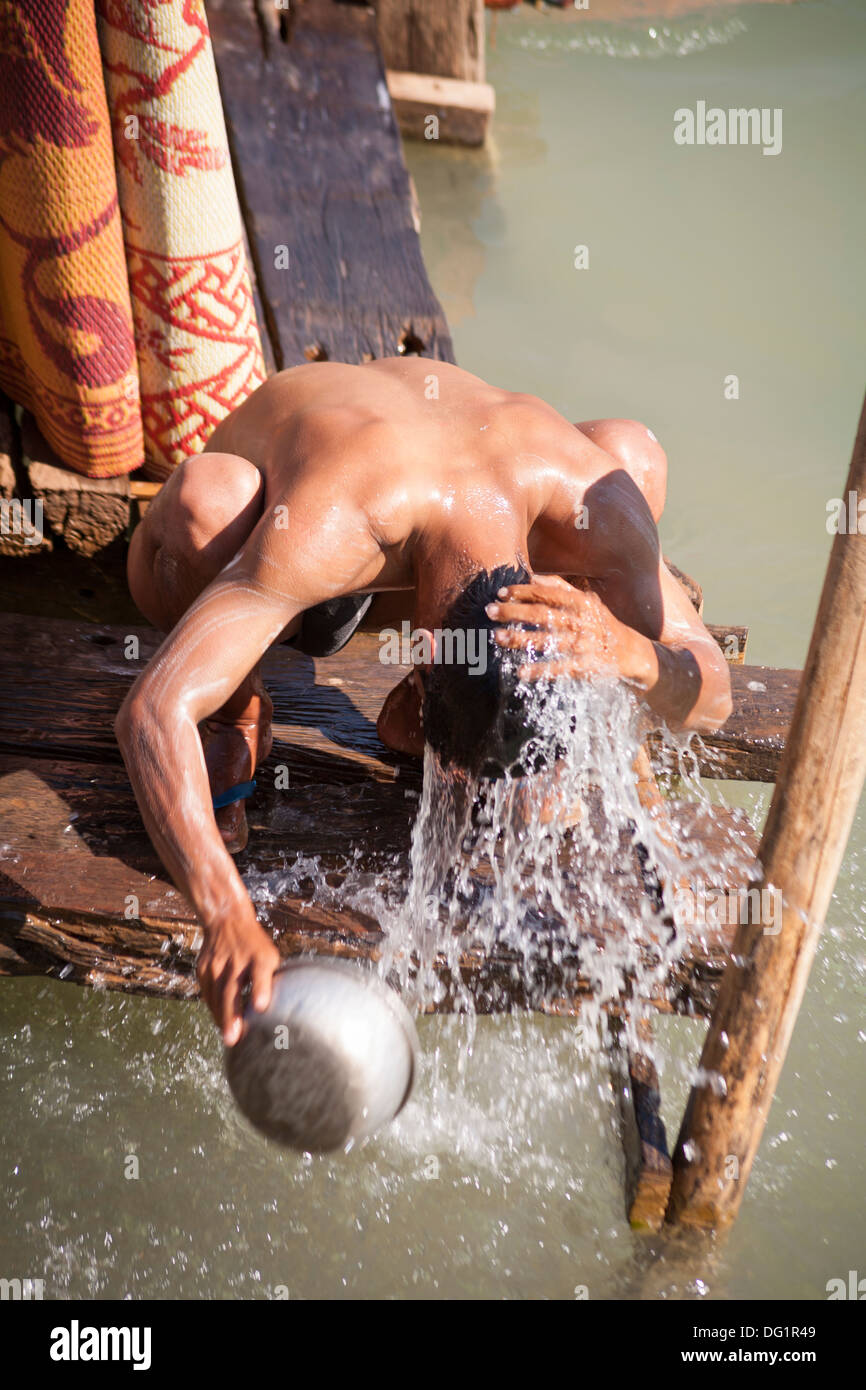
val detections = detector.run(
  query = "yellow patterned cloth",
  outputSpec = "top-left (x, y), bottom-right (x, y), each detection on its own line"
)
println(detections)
top-left (0, 0), bottom-right (265, 480)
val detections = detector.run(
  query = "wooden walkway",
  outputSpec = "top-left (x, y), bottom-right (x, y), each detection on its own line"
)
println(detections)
top-left (208, 0), bottom-right (455, 371)
top-left (0, 614), bottom-right (763, 1017)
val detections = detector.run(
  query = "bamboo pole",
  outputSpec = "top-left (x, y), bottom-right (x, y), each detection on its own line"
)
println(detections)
top-left (666, 389), bottom-right (866, 1229)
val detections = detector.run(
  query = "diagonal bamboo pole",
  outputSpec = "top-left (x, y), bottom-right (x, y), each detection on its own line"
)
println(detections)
top-left (666, 389), bottom-right (866, 1229)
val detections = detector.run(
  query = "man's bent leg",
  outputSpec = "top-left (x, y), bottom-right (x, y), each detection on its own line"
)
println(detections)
top-left (574, 418), bottom-right (667, 523)
top-left (128, 452), bottom-right (276, 853)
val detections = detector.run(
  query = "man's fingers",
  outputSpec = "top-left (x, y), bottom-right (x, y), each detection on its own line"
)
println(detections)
top-left (196, 951), bottom-right (215, 1016)
top-left (251, 949), bottom-right (277, 1014)
top-left (197, 948), bottom-right (275, 1043)
top-left (489, 590), bottom-right (597, 624)
top-left (494, 626), bottom-right (551, 651)
top-left (487, 600), bottom-right (561, 628)
top-left (493, 584), bottom-right (555, 607)
top-left (495, 575), bottom-right (570, 598)
top-left (518, 658), bottom-right (580, 682)
top-left (525, 573), bottom-right (572, 591)
top-left (214, 958), bottom-right (243, 1047)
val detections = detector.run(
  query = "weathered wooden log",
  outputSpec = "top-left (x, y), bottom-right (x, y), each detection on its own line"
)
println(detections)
top-left (653, 665), bottom-right (800, 783)
top-left (20, 412), bottom-right (130, 557)
top-left (607, 752), bottom-right (681, 1230)
top-left (0, 395), bottom-right (52, 556)
top-left (666, 389), bottom-right (866, 1229)
top-left (0, 616), bottom-right (797, 787)
top-left (207, 0), bottom-right (454, 371)
top-left (0, 727), bottom-right (759, 1017)
top-left (0, 612), bottom-right (760, 1017)
top-left (376, 0), bottom-right (486, 82)
top-left (0, 883), bottom-right (742, 1020)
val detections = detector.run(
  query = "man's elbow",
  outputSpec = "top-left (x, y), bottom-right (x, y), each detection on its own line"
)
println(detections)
top-left (688, 656), bottom-right (733, 734)
top-left (114, 684), bottom-right (160, 760)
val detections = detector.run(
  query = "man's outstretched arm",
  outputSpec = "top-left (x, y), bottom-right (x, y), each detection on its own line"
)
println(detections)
top-left (115, 491), bottom-right (381, 1043)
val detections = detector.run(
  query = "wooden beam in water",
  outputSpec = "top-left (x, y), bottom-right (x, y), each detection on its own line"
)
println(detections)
top-left (666, 388), bottom-right (866, 1230)
top-left (610, 1021), bottom-right (674, 1233)
top-left (0, 615), bottom-right (760, 1018)
top-left (207, 0), bottom-right (455, 372)
top-left (0, 613), bottom-right (796, 783)
top-left (0, 758), bottom-right (755, 1020)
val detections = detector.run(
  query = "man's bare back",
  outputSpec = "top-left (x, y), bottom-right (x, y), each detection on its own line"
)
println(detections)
top-left (118, 358), bottom-right (731, 1042)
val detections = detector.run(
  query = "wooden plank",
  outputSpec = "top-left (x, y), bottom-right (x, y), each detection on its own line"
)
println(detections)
top-left (667, 389), bottom-right (866, 1230)
top-left (0, 615), bottom-right (798, 782)
top-left (697, 665), bottom-right (800, 782)
top-left (0, 751), bottom-right (756, 1017)
top-left (207, 0), bottom-right (455, 371)
top-left (386, 70), bottom-right (495, 147)
top-left (609, 753), bottom-right (679, 1229)
top-left (610, 1019), bottom-right (674, 1233)
top-left (705, 624), bottom-right (748, 664)
top-left (0, 613), bottom-right (760, 1016)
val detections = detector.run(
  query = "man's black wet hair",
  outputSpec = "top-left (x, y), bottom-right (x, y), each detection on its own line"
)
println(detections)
top-left (422, 563), bottom-right (557, 778)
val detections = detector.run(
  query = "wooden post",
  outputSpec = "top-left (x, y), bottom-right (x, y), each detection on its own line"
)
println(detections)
top-left (610, 1015), bottom-right (673, 1233)
top-left (376, 0), bottom-right (486, 83)
top-left (666, 390), bottom-right (866, 1229)
top-left (377, 1), bottom-right (494, 148)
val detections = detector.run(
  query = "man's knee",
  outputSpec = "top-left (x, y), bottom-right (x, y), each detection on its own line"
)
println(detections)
top-left (128, 452), bottom-right (264, 626)
top-left (576, 417), bottom-right (667, 520)
top-left (171, 452), bottom-right (264, 558)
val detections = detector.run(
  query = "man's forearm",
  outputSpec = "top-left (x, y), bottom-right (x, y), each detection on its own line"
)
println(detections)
top-left (629, 633), bottom-right (732, 733)
top-left (115, 694), bottom-right (256, 934)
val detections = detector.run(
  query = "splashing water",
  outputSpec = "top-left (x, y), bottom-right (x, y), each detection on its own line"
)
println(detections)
top-left (248, 671), bottom-right (756, 1070)
top-left (382, 674), bottom-right (753, 1049)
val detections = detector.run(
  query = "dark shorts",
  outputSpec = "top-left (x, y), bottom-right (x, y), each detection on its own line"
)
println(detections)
top-left (284, 593), bottom-right (374, 658)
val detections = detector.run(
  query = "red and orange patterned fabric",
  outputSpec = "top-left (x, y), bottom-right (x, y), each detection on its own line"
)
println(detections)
top-left (0, 0), bottom-right (143, 476)
top-left (0, 1), bottom-right (265, 480)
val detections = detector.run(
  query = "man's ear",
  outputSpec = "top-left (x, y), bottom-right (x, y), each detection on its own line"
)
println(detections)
top-left (413, 625), bottom-right (436, 666)
top-left (411, 626), bottom-right (435, 694)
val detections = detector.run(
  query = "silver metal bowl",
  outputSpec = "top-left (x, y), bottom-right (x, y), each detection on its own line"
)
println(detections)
top-left (225, 956), bottom-right (418, 1152)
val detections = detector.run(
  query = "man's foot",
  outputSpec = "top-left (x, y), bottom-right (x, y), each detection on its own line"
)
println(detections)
top-left (202, 698), bottom-right (273, 854)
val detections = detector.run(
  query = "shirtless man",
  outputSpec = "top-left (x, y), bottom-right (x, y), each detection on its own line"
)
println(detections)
top-left (116, 358), bottom-right (732, 1045)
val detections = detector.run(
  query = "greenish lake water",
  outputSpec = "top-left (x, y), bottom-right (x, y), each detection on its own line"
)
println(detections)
top-left (1, 0), bottom-right (864, 1300)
